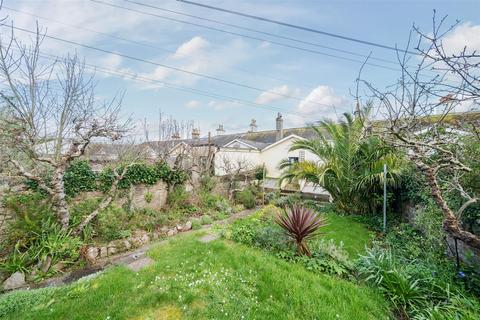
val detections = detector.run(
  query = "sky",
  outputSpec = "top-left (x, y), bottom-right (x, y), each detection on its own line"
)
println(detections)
top-left (1, 0), bottom-right (480, 139)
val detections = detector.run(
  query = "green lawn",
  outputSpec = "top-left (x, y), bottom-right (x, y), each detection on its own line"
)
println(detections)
top-left (1, 233), bottom-right (389, 320)
top-left (322, 212), bottom-right (374, 257)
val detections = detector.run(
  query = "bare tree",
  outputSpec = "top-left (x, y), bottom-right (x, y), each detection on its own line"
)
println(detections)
top-left (73, 140), bottom-right (144, 235)
top-left (0, 26), bottom-right (130, 231)
top-left (217, 155), bottom-right (253, 200)
top-left (363, 13), bottom-right (480, 250)
top-left (142, 110), bottom-right (194, 162)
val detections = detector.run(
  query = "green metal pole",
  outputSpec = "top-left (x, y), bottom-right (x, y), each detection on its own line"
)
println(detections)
top-left (383, 163), bottom-right (387, 233)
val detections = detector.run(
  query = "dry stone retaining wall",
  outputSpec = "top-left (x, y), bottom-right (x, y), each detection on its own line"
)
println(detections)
top-left (83, 220), bottom-right (193, 262)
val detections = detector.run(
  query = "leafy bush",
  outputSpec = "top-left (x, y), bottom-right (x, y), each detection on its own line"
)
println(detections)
top-left (357, 245), bottom-right (480, 319)
top-left (2, 193), bottom-right (55, 251)
top-left (167, 186), bottom-right (190, 208)
top-left (200, 215), bottom-right (213, 225)
top-left (191, 219), bottom-right (202, 230)
top-left (275, 205), bottom-right (326, 256)
top-left (94, 206), bottom-right (130, 242)
top-left (199, 174), bottom-right (216, 193)
top-left (270, 193), bottom-right (302, 208)
top-left (357, 246), bottom-right (437, 317)
top-left (229, 211), bottom-right (352, 278)
top-left (97, 161), bottom-right (186, 192)
top-left (0, 249), bottom-right (31, 274)
top-left (254, 166), bottom-right (265, 180)
top-left (63, 160), bottom-right (97, 197)
top-left (235, 188), bottom-right (256, 209)
top-left (229, 217), bottom-right (265, 246)
top-left (144, 191), bottom-right (153, 203)
top-left (29, 225), bottom-right (82, 271)
top-left (307, 239), bottom-right (353, 276)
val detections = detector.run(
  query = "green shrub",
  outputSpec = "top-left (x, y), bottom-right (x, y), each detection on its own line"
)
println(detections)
top-left (191, 219), bottom-right (202, 230)
top-left (357, 246), bottom-right (436, 317)
top-left (199, 174), bottom-right (216, 193)
top-left (94, 206), bottom-right (130, 241)
top-left (0, 249), bottom-right (31, 274)
top-left (130, 208), bottom-right (167, 231)
top-left (229, 212), bottom-right (352, 278)
top-left (144, 191), bottom-right (153, 203)
top-left (167, 186), bottom-right (190, 208)
top-left (97, 168), bottom-right (115, 192)
top-left (2, 192), bottom-right (55, 250)
top-left (304, 239), bottom-right (353, 277)
top-left (63, 160), bottom-right (96, 198)
top-left (97, 161), bottom-right (186, 193)
top-left (118, 163), bottom-right (158, 188)
top-left (199, 192), bottom-right (223, 209)
top-left (235, 188), bottom-right (256, 209)
top-left (200, 215), bottom-right (213, 225)
top-left (229, 217), bottom-right (263, 245)
top-left (270, 193), bottom-right (302, 208)
top-left (29, 225), bottom-right (82, 270)
top-left (254, 166), bottom-right (266, 180)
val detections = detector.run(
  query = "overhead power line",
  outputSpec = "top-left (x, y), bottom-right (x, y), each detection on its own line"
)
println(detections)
top-left (90, 0), bottom-right (399, 72)
top-left (176, 0), bottom-right (419, 56)
top-left (4, 43), bottom-right (347, 119)
top-left (5, 25), bottom-right (341, 110)
top-left (124, 0), bottom-right (399, 66)
top-left (2, 6), bottom-right (326, 92)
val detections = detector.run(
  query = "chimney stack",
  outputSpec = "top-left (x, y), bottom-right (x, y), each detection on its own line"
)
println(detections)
top-left (249, 119), bottom-right (257, 133)
top-left (192, 128), bottom-right (200, 139)
top-left (216, 124), bottom-right (225, 136)
top-left (172, 132), bottom-right (180, 140)
top-left (276, 113), bottom-right (283, 141)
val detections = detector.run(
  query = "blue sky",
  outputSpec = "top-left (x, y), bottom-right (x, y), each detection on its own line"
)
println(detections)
top-left (2, 0), bottom-right (480, 138)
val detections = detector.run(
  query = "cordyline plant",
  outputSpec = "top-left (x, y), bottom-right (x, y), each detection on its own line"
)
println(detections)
top-left (275, 205), bottom-right (326, 256)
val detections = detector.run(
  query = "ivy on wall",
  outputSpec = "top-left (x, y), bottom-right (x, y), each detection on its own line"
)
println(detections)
top-left (26, 160), bottom-right (188, 197)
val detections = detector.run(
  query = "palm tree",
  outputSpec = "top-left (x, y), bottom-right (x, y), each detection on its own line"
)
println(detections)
top-left (279, 109), bottom-right (404, 214)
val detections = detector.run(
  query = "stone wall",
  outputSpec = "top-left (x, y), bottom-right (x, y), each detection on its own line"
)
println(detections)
top-left (445, 235), bottom-right (480, 266)
top-left (83, 221), bottom-right (192, 262)
top-left (128, 181), bottom-right (168, 211)
top-left (74, 181), bottom-right (169, 211)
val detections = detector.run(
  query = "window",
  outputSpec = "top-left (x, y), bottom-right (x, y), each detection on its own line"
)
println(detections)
top-left (299, 150), bottom-right (305, 162)
top-left (288, 157), bottom-right (299, 164)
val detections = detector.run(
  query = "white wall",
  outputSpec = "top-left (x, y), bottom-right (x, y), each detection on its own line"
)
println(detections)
top-left (259, 136), bottom-right (319, 178)
top-left (214, 148), bottom-right (261, 176)
top-left (214, 136), bottom-right (320, 178)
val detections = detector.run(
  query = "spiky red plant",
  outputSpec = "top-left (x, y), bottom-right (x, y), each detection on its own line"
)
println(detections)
top-left (275, 205), bottom-right (326, 256)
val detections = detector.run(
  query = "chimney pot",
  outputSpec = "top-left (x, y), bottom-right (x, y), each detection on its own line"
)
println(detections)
top-left (216, 124), bottom-right (225, 136)
top-left (192, 128), bottom-right (200, 139)
top-left (276, 113), bottom-right (284, 141)
top-left (249, 119), bottom-right (257, 132)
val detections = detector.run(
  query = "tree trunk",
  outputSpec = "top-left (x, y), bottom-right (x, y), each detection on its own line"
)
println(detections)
top-left (51, 166), bottom-right (70, 230)
top-left (422, 166), bottom-right (480, 251)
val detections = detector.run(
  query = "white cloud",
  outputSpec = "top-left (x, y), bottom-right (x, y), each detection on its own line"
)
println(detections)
top-left (287, 85), bottom-right (348, 126)
top-left (137, 36), bottom-right (252, 87)
top-left (443, 22), bottom-right (480, 55)
top-left (173, 36), bottom-right (209, 59)
top-left (185, 100), bottom-right (201, 109)
top-left (255, 84), bottom-right (300, 104)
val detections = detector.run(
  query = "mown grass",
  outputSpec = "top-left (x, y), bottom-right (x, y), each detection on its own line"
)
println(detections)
top-left (321, 212), bottom-right (374, 257)
top-left (0, 233), bottom-right (389, 320)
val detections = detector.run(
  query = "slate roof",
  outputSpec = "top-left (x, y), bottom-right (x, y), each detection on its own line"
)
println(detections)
top-left (142, 127), bottom-right (320, 151)
top-left (226, 138), bottom-right (270, 150)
